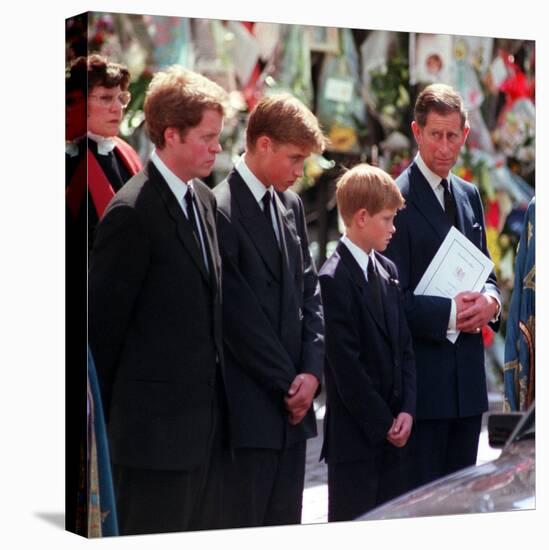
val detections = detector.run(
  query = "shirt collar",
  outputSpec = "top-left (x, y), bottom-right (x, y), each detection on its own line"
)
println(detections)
top-left (415, 153), bottom-right (447, 192)
top-left (66, 141), bottom-right (80, 158)
top-left (341, 235), bottom-right (375, 276)
top-left (87, 131), bottom-right (116, 155)
top-left (150, 150), bottom-right (193, 205)
top-left (235, 154), bottom-right (271, 203)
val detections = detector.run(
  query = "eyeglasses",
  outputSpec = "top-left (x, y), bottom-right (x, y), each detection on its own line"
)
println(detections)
top-left (89, 90), bottom-right (132, 108)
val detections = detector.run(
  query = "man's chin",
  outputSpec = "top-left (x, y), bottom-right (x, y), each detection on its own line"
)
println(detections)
top-left (193, 168), bottom-right (213, 180)
top-left (273, 182), bottom-right (294, 193)
top-left (434, 162), bottom-right (453, 176)
top-left (375, 240), bottom-right (391, 252)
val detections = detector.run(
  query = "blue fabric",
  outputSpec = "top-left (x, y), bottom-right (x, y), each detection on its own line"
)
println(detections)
top-left (504, 197), bottom-right (535, 411)
top-left (88, 346), bottom-right (119, 536)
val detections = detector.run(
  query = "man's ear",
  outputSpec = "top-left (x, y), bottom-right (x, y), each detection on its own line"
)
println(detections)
top-left (164, 127), bottom-right (182, 147)
top-left (354, 208), bottom-right (368, 227)
top-left (256, 135), bottom-right (273, 154)
top-left (461, 124), bottom-right (470, 145)
top-left (411, 120), bottom-right (421, 143)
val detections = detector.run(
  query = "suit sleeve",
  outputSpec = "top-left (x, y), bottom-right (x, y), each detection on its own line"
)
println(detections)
top-left (394, 266), bottom-right (416, 417)
top-left (472, 186), bottom-right (501, 332)
top-left (385, 208), bottom-right (452, 343)
top-left (217, 210), bottom-right (297, 395)
top-left (88, 204), bottom-right (151, 419)
top-left (321, 272), bottom-right (394, 444)
top-left (294, 196), bottom-right (324, 385)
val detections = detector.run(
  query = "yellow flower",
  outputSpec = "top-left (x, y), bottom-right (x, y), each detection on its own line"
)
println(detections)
top-left (486, 226), bottom-right (501, 267)
top-left (329, 126), bottom-right (357, 152)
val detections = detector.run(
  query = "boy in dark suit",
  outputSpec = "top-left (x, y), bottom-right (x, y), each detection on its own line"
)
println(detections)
top-left (319, 163), bottom-right (416, 521)
top-left (214, 94), bottom-right (326, 528)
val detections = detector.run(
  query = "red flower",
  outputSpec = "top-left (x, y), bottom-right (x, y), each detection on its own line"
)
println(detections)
top-left (482, 325), bottom-right (494, 348)
top-left (485, 199), bottom-right (500, 229)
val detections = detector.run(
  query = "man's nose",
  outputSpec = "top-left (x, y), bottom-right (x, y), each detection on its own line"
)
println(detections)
top-left (294, 163), bottom-right (304, 178)
top-left (439, 136), bottom-right (451, 152)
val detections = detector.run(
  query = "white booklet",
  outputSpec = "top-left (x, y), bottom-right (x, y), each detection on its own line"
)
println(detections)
top-left (414, 226), bottom-right (494, 343)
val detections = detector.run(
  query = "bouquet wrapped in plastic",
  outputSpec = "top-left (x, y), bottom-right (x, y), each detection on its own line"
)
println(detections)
top-left (316, 28), bottom-right (366, 153)
top-left (263, 24), bottom-right (314, 108)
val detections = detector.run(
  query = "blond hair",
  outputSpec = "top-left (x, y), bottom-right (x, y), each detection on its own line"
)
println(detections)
top-left (336, 164), bottom-right (404, 227)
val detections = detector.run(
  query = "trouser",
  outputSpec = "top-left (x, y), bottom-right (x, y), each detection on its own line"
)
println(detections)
top-left (327, 442), bottom-right (409, 522)
top-left (407, 414), bottom-right (482, 490)
top-left (220, 442), bottom-right (307, 529)
top-left (112, 385), bottom-right (226, 536)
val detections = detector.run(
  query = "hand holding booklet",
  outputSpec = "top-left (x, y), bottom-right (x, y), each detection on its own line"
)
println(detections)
top-left (414, 226), bottom-right (494, 343)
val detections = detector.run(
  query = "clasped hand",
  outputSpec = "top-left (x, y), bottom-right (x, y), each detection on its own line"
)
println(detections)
top-left (386, 412), bottom-right (413, 448)
top-left (455, 291), bottom-right (498, 334)
top-left (284, 373), bottom-right (319, 425)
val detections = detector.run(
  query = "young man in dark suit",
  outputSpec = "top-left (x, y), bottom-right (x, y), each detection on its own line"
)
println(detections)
top-left (384, 83), bottom-right (501, 490)
top-left (88, 66), bottom-right (228, 535)
top-left (319, 164), bottom-right (416, 522)
top-left (214, 94), bottom-right (326, 527)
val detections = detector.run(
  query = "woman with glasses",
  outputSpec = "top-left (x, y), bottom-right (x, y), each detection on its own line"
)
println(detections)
top-left (66, 54), bottom-right (142, 253)
top-left (66, 54), bottom-right (142, 538)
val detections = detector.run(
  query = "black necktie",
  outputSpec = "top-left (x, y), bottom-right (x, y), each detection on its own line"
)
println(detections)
top-left (107, 151), bottom-right (126, 190)
top-left (440, 178), bottom-right (457, 227)
top-left (185, 187), bottom-right (209, 271)
top-left (262, 191), bottom-right (279, 246)
top-left (367, 257), bottom-right (385, 324)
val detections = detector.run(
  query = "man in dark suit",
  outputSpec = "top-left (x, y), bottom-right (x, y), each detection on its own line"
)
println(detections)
top-left (88, 66), bottom-right (228, 535)
top-left (385, 83), bottom-right (501, 490)
top-left (319, 164), bottom-right (416, 521)
top-left (214, 94), bottom-right (326, 527)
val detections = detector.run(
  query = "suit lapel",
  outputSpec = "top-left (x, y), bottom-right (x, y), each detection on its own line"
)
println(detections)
top-left (408, 163), bottom-right (452, 244)
top-left (276, 193), bottom-right (302, 316)
top-left (409, 163), bottom-right (476, 242)
top-left (275, 193), bottom-right (300, 279)
top-left (230, 171), bottom-right (282, 281)
top-left (337, 242), bottom-right (389, 339)
top-left (449, 174), bottom-right (475, 237)
top-left (192, 180), bottom-right (221, 289)
top-left (149, 162), bottom-right (210, 285)
top-left (375, 253), bottom-right (399, 350)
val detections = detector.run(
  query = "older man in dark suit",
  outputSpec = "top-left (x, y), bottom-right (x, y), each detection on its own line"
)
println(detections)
top-left (88, 66), bottom-right (228, 535)
top-left (214, 94), bottom-right (326, 528)
top-left (385, 83), bottom-right (501, 490)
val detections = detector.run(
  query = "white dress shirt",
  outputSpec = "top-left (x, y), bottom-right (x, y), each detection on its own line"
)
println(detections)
top-left (151, 150), bottom-right (209, 270)
top-left (340, 234), bottom-right (376, 282)
top-left (235, 155), bottom-right (281, 245)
